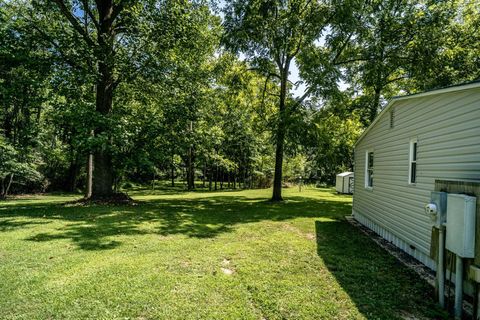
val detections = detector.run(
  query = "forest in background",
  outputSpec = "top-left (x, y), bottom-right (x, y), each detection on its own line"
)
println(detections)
top-left (0, 0), bottom-right (478, 200)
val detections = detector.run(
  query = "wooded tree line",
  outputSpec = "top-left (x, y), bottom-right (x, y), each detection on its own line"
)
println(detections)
top-left (0, 0), bottom-right (478, 200)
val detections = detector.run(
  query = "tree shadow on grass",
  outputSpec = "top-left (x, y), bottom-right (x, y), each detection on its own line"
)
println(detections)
top-left (0, 190), bottom-right (352, 251)
top-left (315, 220), bottom-right (447, 319)
top-left (0, 219), bottom-right (50, 232)
top-left (27, 220), bottom-right (147, 250)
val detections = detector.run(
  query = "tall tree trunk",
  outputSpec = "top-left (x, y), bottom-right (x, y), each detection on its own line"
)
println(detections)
top-left (186, 153), bottom-right (191, 190)
top-left (208, 164), bottom-right (212, 191)
top-left (186, 121), bottom-right (195, 190)
top-left (152, 171), bottom-right (155, 190)
top-left (82, 9), bottom-right (93, 197)
top-left (92, 145), bottom-right (113, 197)
top-left (85, 153), bottom-right (93, 198)
top-left (52, 0), bottom-right (120, 199)
top-left (190, 143), bottom-right (195, 191)
top-left (203, 161), bottom-right (207, 188)
top-left (183, 167), bottom-right (187, 187)
top-left (4, 173), bottom-right (14, 198)
top-left (0, 178), bottom-right (5, 199)
top-left (272, 122), bottom-right (286, 200)
top-left (243, 167), bottom-right (247, 189)
top-left (272, 61), bottom-right (290, 201)
top-left (220, 169), bottom-right (223, 190)
top-left (90, 1), bottom-right (115, 199)
top-left (214, 163), bottom-right (218, 191)
top-left (186, 147), bottom-right (195, 190)
top-left (171, 153), bottom-right (175, 187)
top-left (66, 152), bottom-right (79, 192)
top-left (66, 162), bottom-right (78, 192)
top-left (113, 175), bottom-right (119, 192)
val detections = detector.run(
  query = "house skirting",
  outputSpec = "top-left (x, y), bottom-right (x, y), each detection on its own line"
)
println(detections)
top-left (352, 210), bottom-right (436, 270)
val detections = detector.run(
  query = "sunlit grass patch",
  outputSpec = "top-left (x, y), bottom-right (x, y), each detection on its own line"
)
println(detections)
top-left (0, 187), bottom-right (446, 319)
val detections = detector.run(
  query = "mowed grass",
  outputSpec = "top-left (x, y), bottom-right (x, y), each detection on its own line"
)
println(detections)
top-left (0, 187), bottom-right (445, 320)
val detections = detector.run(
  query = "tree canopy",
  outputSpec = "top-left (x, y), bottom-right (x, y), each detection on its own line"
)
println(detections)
top-left (0, 0), bottom-right (477, 200)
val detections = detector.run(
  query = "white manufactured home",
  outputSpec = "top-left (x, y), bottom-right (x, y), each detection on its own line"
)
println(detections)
top-left (352, 81), bottom-right (480, 270)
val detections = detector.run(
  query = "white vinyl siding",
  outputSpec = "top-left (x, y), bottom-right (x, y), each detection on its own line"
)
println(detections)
top-left (353, 87), bottom-right (480, 260)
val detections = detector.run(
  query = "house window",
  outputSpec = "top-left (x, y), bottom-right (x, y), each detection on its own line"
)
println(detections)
top-left (365, 151), bottom-right (374, 188)
top-left (409, 139), bottom-right (418, 184)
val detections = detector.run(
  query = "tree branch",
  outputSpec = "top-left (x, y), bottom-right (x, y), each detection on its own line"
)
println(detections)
top-left (385, 75), bottom-right (408, 85)
top-left (247, 68), bottom-right (281, 79)
top-left (51, 0), bottom-right (96, 47)
top-left (112, 0), bottom-right (129, 21)
top-left (81, 0), bottom-right (100, 31)
top-left (29, 22), bottom-right (85, 71)
top-left (332, 33), bottom-right (353, 65)
top-left (295, 85), bottom-right (314, 104)
top-left (260, 74), bottom-right (272, 109)
top-left (334, 56), bottom-right (369, 66)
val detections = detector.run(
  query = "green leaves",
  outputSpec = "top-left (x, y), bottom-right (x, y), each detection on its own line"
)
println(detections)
top-left (0, 0), bottom-right (477, 194)
top-left (340, 0), bottom-right (477, 123)
top-left (0, 135), bottom-right (42, 198)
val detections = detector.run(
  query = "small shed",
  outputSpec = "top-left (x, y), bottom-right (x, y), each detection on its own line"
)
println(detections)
top-left (335, 172), bottom-right (354, 194)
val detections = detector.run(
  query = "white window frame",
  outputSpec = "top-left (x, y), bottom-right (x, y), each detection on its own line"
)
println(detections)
top-left (365, 150), bottom-right (374, 189)
top-left (408, 138), bottom-right (418, 185)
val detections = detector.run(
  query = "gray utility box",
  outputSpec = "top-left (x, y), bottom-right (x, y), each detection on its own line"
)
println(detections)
top-left (431, 191), bottom-right (447, 228)
top-left (446, 193), bottom-right (476, 258)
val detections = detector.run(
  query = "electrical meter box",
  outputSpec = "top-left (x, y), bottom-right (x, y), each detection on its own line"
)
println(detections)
top-left (446, 193), bottom-right (476, 258)
top-left (430, 191), bottom-right (447, 228)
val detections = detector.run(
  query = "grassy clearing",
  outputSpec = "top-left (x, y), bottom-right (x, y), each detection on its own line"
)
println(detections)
top-left (0, 187), bottom-right (445, 319)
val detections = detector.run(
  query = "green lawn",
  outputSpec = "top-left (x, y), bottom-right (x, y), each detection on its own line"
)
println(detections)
top-left (0, 187), bottom-right (445, 319)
